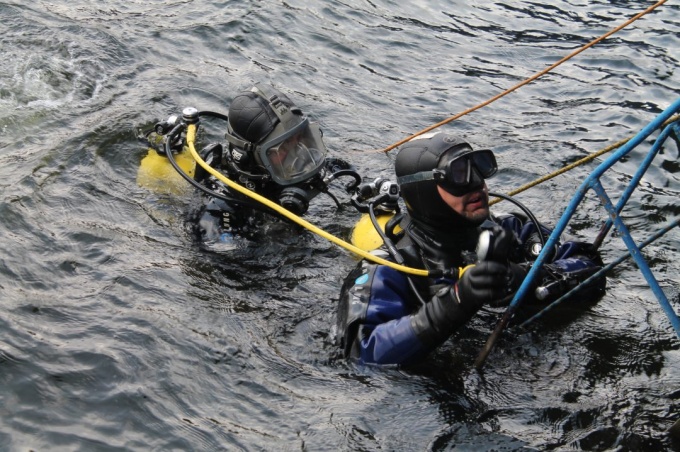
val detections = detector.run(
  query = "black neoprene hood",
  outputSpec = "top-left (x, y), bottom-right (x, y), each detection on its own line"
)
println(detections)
top-left (395, 132), bottom-right (480, 229)
top-left (227, 86), bottom-right (298, 145)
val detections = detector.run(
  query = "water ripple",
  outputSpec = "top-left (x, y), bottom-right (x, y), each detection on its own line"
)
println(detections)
top-left (0, 0), bottom-right (678, 450)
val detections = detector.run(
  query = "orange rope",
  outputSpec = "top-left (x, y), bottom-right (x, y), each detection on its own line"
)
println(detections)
top-left (379, 0), bottom-right (669, 154)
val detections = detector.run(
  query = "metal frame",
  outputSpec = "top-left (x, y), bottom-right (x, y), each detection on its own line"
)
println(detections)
top-left (476, 98), bottom-right (680, 369)
top-left (514, 97), bottom-right (680, 335)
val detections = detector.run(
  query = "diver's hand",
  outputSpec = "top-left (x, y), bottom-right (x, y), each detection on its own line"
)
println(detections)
top-left (488, 262), bottom-right (528, 307)
top-left (454, 261), bottom-right (514, 309)
top-left (477, 226), bottom-right (520, 263)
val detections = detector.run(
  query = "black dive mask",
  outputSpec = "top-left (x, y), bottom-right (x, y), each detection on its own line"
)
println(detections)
top-left (398, 149), bottom-right (497, 197)
top-left (256, 118), bottom-right (327, 186)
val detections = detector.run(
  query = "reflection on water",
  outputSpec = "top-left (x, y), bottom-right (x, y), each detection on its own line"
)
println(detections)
top-left (0, 0), bottom-right (679, 450)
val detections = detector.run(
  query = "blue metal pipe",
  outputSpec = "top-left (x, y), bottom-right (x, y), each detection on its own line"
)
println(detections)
top-left (594, 120), bottom-right (679, 247)
top-left (475, 97), bottom-right (680, 368)
top-left (516, 217), bottom-right (680, 329)
top-left (592, 182), bottom-right (680, 336)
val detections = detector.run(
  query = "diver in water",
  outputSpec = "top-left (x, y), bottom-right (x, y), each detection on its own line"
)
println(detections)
top-left (142, 84), bottom-right (361, 246)
top-left (336, 132), bottom-right (606, 366)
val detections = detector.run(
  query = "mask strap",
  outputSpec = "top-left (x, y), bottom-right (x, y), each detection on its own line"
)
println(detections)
top-left (251, 84), bottom-right (303, 122)
top-left (397, 170), bottom-right (444, 186)
top-left (224, 129), bottom-right (254, 151)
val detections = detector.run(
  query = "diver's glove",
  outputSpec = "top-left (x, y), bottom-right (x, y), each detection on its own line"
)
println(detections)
top-left (409, 261), bottom-right (516, 348)
top-left (472, 225), bottom-right (529, 306)
top-left (477, 225), bottom-right (521, 262)
top-left (408, 275), bottom-right (483, 349)
top-left (454, 261), bottom-right (518, 309)
top-left (491, 262), bottom-right (528, 307)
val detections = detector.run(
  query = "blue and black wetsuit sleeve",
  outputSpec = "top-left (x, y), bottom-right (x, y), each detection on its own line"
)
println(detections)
top-left (337, 260), bottom-right (480, 366)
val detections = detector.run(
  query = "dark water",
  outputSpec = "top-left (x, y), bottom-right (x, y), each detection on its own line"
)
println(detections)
top-left (1, 0), bottom-right (679, 450)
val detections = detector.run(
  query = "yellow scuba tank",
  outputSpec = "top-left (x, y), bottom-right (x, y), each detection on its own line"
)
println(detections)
top-left (350, 213), bottom-right (402, 252)
top-left (137, 147), bottom-right (196, 194)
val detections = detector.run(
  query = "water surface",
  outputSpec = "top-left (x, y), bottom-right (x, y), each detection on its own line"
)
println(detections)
top-left (1, 0), bottom-right (679, 450)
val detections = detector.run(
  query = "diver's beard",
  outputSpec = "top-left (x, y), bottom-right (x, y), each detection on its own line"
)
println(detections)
top-left (457, 188), bottom-right (489, 225)
top-left (459, 207), bottom-right (490, 225)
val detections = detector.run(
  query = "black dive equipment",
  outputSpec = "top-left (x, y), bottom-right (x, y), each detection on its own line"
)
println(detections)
top-left (476, 191), bottom-right (547, 262)
top-left (141, 107), bottom-right (362, 218)
top-left (397, 147), bottom-right (498, 197)
top-left (474, 192), bottom-right (603, 303)
top-left (351, 178), bottom-right (428, 306)
top-left (223, 84), bottom-right (327, 187)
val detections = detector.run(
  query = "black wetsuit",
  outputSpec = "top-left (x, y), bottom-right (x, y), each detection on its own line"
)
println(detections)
top-left (336, 213), bottom-right (606, 365)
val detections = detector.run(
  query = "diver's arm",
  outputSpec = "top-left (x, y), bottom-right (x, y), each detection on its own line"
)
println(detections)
top-left (337, 263), bottom-right (421, 364)
top-left (337, 261), bottom-right (510, 365)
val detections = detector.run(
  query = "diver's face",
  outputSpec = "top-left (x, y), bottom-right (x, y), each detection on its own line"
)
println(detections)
top-left (437, 183), bottom-right (490, 223)
top-left (267, 132), bottom-right (300, 166)
top-left (268, 147), bottom-right (289, 166)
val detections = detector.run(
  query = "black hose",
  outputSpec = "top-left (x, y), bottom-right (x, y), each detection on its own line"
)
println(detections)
top-left (368, 199), bottom-right (427, 307)
top-left (163, 125), bottom-right (284, 215)
top-left (197, 111), bottom-right (229, 122)
top-left (325, 169), bottom-right (362, 191)
top-left (321, 189), bottom-right (342, 209)
top-left (488, 191), bottom-right (546, 248)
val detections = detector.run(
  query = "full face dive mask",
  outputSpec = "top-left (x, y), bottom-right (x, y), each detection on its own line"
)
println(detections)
top-left (224, 85), bottom-right (327, 186)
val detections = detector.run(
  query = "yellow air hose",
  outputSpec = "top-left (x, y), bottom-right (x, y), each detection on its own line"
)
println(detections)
top-left (185, 124), bottom-right (431, 277)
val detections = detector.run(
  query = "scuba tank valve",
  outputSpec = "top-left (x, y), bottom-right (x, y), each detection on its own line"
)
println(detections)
top-left (137, 110), bottom-right (198, 194)
top-left (350, 178), bottom-right (402, 251)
